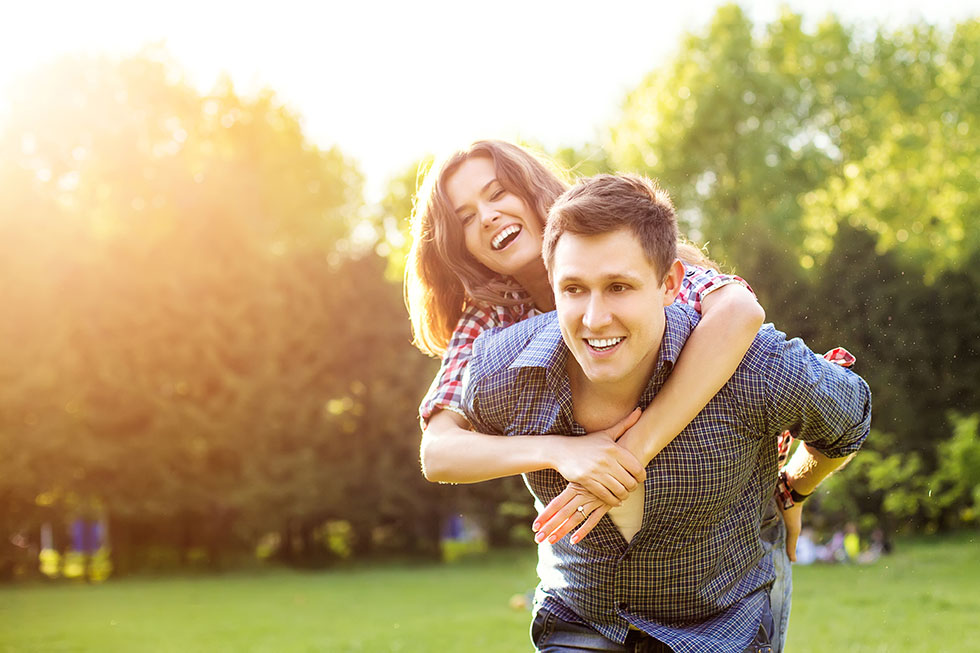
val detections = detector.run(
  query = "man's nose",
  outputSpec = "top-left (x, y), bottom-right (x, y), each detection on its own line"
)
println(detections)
top-left (583, 295), bottom-right (612, 331)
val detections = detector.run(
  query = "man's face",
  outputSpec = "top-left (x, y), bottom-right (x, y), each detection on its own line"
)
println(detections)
top-left (552, 228), bottom-right (682, 392)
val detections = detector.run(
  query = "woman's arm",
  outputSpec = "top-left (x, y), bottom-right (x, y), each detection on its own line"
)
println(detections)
top-left (420, 409), bottom-right (644, 506)
top-left (619, 283), bottom-right (765, 462)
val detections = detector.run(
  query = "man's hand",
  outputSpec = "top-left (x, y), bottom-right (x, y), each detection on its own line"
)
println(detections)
top-left (780, 501), bottom-right (803, 562)
top-left (552, 409), bottom-right (645, 506)
top-left (532, 483), bottom-right (609, 545)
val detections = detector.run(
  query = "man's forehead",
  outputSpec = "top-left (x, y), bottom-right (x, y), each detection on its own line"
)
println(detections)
top-left (552, 229), bottom-right (658, 281)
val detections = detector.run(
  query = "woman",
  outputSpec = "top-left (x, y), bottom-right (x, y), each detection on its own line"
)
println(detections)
top-left (405, 140), bottom-right (791, 651)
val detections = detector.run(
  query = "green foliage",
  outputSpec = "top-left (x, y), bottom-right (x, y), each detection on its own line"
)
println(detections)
top-left (372, 157), bottom-right (432, 280)
top-left (801, 19), bottom-right (980, 281)
top-left (816, 415), bottom-right (980, 534)
top-left (0, 51), bottom-right (445, 568)
top-left (929, 413), bottom-right (980, 526)
top-left (601, 6), bottom-right (979, 533)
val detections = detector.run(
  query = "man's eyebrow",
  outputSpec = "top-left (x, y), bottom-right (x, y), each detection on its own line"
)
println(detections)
top-left (454, 179), bottom-right (499, 215)
top-left (556, 271), bottom-right (645, 285)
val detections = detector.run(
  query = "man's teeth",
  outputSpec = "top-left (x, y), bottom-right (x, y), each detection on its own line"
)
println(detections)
top-left (492, 225), bottom-right (521, 250)
top-left (587, 338), bottom-right (624, 351)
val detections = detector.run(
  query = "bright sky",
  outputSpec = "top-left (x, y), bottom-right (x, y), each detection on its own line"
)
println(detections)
top-left (2, 0), bottom-right (976, 199)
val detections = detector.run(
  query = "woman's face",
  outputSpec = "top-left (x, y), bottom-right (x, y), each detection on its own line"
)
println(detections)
top-left (444, 156), bottom-right (543, 280)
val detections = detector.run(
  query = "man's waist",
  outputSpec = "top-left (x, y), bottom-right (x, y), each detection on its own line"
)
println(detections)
top-left (538, 543), bottom-right (774, 625)
top-left (538, 578), bottom-right (773, 653)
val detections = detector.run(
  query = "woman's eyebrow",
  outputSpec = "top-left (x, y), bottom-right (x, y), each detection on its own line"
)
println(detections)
top-left (454, 179), bottom-right (499, 214)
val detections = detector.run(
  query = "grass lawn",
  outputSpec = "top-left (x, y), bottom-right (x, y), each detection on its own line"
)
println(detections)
top-left (0, 533), bottom-right (977, 652)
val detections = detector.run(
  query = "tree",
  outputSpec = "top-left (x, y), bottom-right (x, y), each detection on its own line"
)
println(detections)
top-left (0, 49), bottom-right (439, 567)
top-left (599, 6), bottom-right (980, 533)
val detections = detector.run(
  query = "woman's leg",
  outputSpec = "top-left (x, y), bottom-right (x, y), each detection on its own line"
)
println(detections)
top-left (760, 497), bottom-right (792, 653)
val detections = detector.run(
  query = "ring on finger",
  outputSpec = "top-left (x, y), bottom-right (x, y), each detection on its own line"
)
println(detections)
top-left (577, 505), bottom-right (587, 518)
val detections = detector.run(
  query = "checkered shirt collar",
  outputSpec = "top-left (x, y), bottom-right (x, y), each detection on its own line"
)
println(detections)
top-left (506, 305), bottom-right (696, 402)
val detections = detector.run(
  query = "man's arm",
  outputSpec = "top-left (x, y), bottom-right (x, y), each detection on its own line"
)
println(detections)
top-left (765, 332), bottom-right (871, 559)
top-left (765, 333), bottom-right (872, 458)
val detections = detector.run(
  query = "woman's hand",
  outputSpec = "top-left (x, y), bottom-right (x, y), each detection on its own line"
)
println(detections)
top-left (533, 483), bottom-right (609, 545)
top-left (551, 409), bottom-right (645, 506)
top-left (780, 501), bottom-right (803, 562)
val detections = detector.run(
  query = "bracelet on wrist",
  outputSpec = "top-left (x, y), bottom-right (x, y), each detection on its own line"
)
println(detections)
top-left (776, 469), bottom-right (811, 510)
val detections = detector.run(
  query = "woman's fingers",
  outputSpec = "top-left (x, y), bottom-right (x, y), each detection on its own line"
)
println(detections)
top-left (606, 408), bottom-right (642, 442)
top-left (571, 505), bottom-right (609, 544)
top-left (534, 501), bottom-right (582, 543)
top-left (615, 452), bottom-right (646, 486)
top-left (536, 499), bottom-right (602, 544)
top-left (605, 473), bottom-right (632, 501)
top-left (581, 479), bottom-right (618, 506)
top-left (533, 486), bottom-right (577, 532)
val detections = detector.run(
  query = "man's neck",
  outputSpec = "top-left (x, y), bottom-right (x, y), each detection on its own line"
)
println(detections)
top-left (565, 351), bottom-right (659, 432)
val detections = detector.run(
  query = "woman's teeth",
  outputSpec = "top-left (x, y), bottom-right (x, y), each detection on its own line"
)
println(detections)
top-left (492, 225), bottom-right (521, 250)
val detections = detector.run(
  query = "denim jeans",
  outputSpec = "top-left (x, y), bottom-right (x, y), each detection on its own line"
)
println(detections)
top-left (531, 606), bottom-right (774, 653)
top-left (760, 497), bottom-right (792, 653)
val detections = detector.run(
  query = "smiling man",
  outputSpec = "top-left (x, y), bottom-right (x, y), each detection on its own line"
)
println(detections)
top-left (463, 174), bottom-right (872, 653)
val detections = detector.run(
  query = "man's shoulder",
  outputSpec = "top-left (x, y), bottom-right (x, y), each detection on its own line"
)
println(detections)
top-left (470, 310), bottom-right (559, 381)
top-left (739, 323), bottom-right (840, 378)
top-left (738, 323), bottom-right (785, 375)
top-left (718, 324), bottom-right (789, 422)
top-left (464, 311), bottom-right (560, 433)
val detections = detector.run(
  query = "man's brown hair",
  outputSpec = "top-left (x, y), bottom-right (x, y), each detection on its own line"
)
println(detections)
top-left (543, 174), bottom-right (680, 281)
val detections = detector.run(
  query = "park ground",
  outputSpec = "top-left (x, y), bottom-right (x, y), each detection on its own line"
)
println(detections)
top-left (0, 533), bottom-right (977, 652)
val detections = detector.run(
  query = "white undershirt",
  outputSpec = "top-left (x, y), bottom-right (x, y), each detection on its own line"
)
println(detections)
top-left (607, 489), bottom-right (644, 542)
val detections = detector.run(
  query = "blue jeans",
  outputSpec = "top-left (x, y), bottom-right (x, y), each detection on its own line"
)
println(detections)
top-left (531, 607), bottom-right (774, 653)
top-left (760, 497), bottom-right (792, 653)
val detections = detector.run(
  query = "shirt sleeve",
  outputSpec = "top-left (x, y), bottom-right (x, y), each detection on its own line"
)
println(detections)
top-left (675, 264), bottom-right (754, 314)
top-left (418, 303), bottom-right (507, 427)
top-left (763, 334), bottom-right (872, 458)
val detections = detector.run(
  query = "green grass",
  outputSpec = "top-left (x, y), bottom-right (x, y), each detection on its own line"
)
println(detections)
top-left (0, 534), bottom-right (977, 652)
top-left (785, 532), bottom-right (980, 653)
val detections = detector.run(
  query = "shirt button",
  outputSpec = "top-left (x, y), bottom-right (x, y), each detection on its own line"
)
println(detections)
top-left (618, 601), bottom-right (629, 611)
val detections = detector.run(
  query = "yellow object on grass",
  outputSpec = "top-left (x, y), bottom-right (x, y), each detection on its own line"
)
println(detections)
top-left (39, 548), bottom-right (60, 578)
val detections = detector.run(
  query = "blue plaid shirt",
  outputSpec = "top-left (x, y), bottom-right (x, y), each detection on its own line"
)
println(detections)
top-left (463, 305), bottom-right (871, 653)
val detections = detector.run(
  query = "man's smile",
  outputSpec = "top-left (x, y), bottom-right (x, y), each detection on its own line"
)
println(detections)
top-left (585, 337), bottom-right (625, 353)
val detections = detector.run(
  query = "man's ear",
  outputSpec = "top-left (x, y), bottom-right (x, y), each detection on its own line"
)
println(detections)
top-left (661, 259), bottom-right (686, 306)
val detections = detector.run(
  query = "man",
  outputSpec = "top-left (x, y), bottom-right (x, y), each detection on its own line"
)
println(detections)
top-left (463, 174), bottom-right (871, 652)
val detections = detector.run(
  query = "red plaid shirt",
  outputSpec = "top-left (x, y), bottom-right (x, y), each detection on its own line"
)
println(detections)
top-left (419, 264), bottom-right (752, 425)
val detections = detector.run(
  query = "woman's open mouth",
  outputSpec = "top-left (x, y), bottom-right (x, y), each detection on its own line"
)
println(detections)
top-left (492, 225), bottom-right (522, 251)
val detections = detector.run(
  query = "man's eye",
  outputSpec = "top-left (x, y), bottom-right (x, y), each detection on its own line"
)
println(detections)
top-left (563, 286), bottom-right (581, 295)
top-left (610, 284), bottom-right (629, 292)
